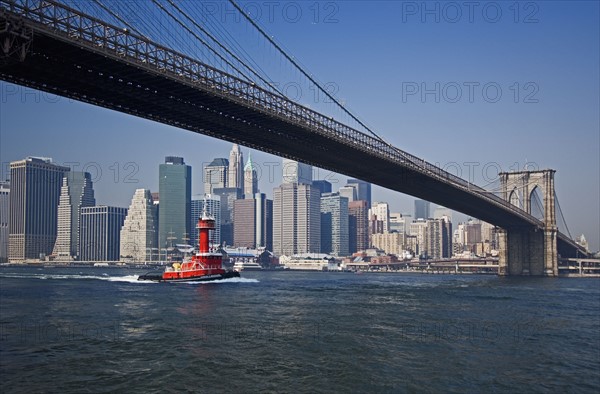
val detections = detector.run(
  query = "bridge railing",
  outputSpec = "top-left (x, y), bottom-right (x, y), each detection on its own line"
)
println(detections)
top-left (1, 0), bottom-right (546, 229)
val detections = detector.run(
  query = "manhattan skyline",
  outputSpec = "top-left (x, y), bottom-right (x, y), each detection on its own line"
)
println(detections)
top-left (0, 1), bottom-right (598, 251)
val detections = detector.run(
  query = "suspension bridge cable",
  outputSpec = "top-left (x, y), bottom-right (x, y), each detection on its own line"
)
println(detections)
top-left (227, 0), bottom-right (378, 136)
top-left (152, 0), bottom-right (265, 82)
top-left (164, 0), bottom-right (285, 95)
top-left (90, 0), bottom-right (147, 38)
top-left (555, 195), bottom-right (573, 238)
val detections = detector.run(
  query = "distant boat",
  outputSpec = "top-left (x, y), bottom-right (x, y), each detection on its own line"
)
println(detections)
top-left (233, 261), bottom-right (263, 271)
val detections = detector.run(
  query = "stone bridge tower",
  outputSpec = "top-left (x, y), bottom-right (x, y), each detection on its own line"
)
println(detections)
top-left (498, 170), bottom-right (558, 276)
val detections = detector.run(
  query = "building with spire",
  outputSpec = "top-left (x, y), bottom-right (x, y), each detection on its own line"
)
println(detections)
top-left (120, 189), bottom-right (158, 262)
top-left (228, 144), bottom-right (244, 190)
top-left (244, 153), bottom-right (258, 198)
top-left (52, 171), bottom-right (96, 261)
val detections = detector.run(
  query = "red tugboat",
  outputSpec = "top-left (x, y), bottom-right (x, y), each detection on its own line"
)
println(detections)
top-left (138, 210), bottom-right (240, 282)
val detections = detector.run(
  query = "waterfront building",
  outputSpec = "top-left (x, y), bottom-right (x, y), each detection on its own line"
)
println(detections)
top-left (320, 192), bottom-right (349, 257)
top-left (371, 232), bottom-right (406, 256)
top-left (273, 182), bottom-right (320, 256)
top-left (0, 181), bottom-right (9, 263)
top-left (79, 206), bottom-right (127, 261)
top-left (233, 193), bottom-right (273, 250)
top-left (52, 172), bottom-right (95, 261)
top-left (120, 189), bottom-right (157, 262)
top-left (158, 156), bottom-right (191, 251)
top-left (9, 157), bottom-right (69, 262)
top-left (348, 200), bottom-right (369, 254)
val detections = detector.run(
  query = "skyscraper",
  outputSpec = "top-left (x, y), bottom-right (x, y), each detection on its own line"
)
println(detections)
top-left (273, 183), bottom-right (320, 256)
top-left (320, 193), bottom-right (349, 256)
top-left (9, 157), bottom-right (69, 262)
top-left (282, 159), bottom-right (312, 184)
top-left (414, 199), bottom-right (431, 220)
top-left (338, 186), bottom-right (356, 202)
top-left (228, 144), bottom-right (244, 190)
top-left (347, 179), bottom-right (371, 208)
top-left (212, 187), bottom-right (242, 246)
top-left (204, 158), bottom-right (228, 194)
top-left (158, 156), bottom-right (191, 251)
top-left (233, 194), bottom-right (273, 250)
top-left (243, 153), bottom-right (258, 198)
top-left (52, 172), bottom-right (95, 261)
top-left (425, 217), bottom-right (452, 259)
top-left (79, 206), bottom-right (127, 261)
top-left (0, 181), bottom-right (9, 263)
top-left (191, 196), bottom-right (221, 247)
top-left (369, 202), bottom-right (390, 233)
top-left (312, 180), bottom-right (332, 195)
top-left (120, 189), bottom-right (158, 262)
top-left (348, 200), bottom-right (368, 253)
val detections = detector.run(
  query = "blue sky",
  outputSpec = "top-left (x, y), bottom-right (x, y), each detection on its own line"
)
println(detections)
top-left (1, 0), bottom-right (598, 250)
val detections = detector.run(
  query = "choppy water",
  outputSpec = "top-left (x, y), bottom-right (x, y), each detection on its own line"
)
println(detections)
top-left (1, 266), bottom-right (599, 393)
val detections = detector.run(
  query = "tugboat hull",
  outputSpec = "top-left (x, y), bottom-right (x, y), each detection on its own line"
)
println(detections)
top-left (138, 270), bottom-right (240, 283)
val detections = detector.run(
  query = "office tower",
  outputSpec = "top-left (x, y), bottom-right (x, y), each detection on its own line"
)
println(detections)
top-left (9, 157), bottom-right (69, 261)
top-left (464, 219), bottom-right (482, 247)
top-left (52, 172), bottom-right (95, 261)
top-left (414, 199), bottom-right (430, 220)
top-left (158, 156), bottom-right (191, 252)
top-left (273, 183), bottom-right (320, 256)
top-left (348, 200), bottom-right (368, 253)
top-left (320, 193), bottom-right (349, 256)
top-left (120, 189), bottom-right (158, 262)
top-left (347, 179), bottom-right (371, 208)
top-left (369, 202), bottom-right (390, 233)
top-left (434, 205), bottom-right (453, 222)
top-left (212, 187), bottom-right (242, 246)
top-left (79, 206), bottom-right (127, 261)
top-left (191, 195), bottom-right (221, 248)
top-left (243, 153), bottom-right (258, 197)
top-left (409, 219), bottom-right (428, 257)
top-left (312, 180), bottom-right (332, 195)
top-left (389, 212), bottom-right (407, 234)
top-left (204, 158), bottom-right (229, 194)
top-left (282, 158), bottom-right (312, 184)
top-left (425, 217), bottom-right (452, 259)
top-left (228, 144), bottom-right (244, 190)
top-left (0, 181), bottom-right (9, 263)
top-left (338, 186), bottom-right (356, 202)
top-left (232, 194), bottom-right (273, 250)
top-left (371, 232), bottom-right (406, 256)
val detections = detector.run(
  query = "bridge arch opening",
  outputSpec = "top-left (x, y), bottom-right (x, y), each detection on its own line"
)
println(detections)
top-left (529, 185), bottom-right (545, 221)
top-left (509, 189), bottom-right (523, 209)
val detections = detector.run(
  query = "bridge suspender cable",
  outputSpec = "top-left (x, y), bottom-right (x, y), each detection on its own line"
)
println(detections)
top-left (164, 0), bottom-right (285, 96)
top-left (150, 0), bottom-right (258, 84)
top-left (90, 0), bottom-right (146, 39)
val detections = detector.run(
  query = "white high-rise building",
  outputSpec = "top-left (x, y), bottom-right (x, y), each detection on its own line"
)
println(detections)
top-left (191, 195), bottom-right (221, 248)
top-left (273, 183), bottom-right (320, 256)
top-left (0, 181), bottom-right (9, 263)
top-left (228, 144), bottom-right (244, 190)
top-left (369, 202), bottom-right (390, 233)
top-left (244, 153), bottom-right (258, 198)
top-left (282, 159), bottom-right (312, 185)
top-left (389, 212), bottom-right (407, 234)
top-left (53, 172), bottom-right (95, 261)
top-left (120, 189), bottom-right (158, 262)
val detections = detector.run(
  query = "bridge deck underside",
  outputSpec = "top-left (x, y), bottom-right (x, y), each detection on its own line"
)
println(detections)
top-left (0, 30), bottom-right (581, 257)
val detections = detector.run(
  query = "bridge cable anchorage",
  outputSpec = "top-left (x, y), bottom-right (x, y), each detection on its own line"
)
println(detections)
top-left (90, 0), bottom-right (147, 39)
top-left (161, 0), bottom-right (285, 96)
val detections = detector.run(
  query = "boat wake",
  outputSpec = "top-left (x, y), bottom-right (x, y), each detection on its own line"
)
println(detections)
top-left (183, 277), bottom-right (259, 285)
